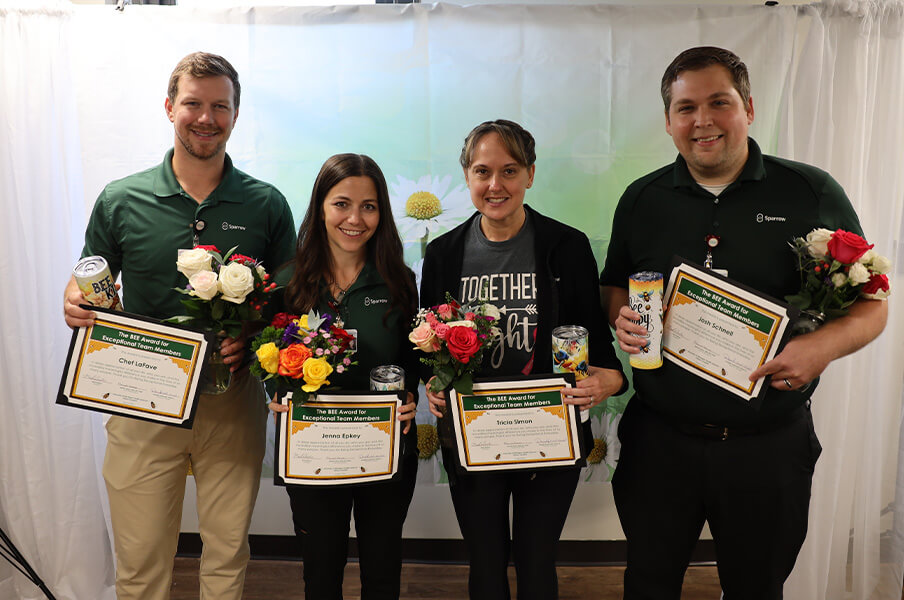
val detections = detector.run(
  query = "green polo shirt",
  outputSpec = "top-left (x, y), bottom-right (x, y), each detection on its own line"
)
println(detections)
top-left (82, 149), bottom-right (297, 320)
top-left (600, 138), bottom-right (863, 426)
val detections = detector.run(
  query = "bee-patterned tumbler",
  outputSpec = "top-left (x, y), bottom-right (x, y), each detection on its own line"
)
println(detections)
top-left (551, 325), bottom-right (589, 381)
top-left (628, 271), bottom-right (663, 369)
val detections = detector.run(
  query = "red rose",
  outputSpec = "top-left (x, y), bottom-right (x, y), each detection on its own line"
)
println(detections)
top-left (862, 273), bottom-right (890, 297)
top-left (827, 230), bottom-right (874, 264)
top-left (330, 326), bottom-right (356, 352)
top-left (229, 253), bottom-right (257, 265)
top-left (195, 244), bottom-right (219, 252)
top-left (446, 325), bottom-right (481, 363)
top-left (271, 312), bottom-right (296, 329)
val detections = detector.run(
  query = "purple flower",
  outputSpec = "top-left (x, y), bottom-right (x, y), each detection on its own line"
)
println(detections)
top-left (281, 322), bottom-right (300, 344)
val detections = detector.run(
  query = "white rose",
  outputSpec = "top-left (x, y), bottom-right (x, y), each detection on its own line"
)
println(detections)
top-left (218, 262), bottom-right (254, 303)
top-left (871, 254), bottom-right (892, 275)
top-left (188, 270), bottom-right (219, 300)
top-left (446, 319), bottom-right (477, 330)
top-left (832, 272), bottom-right (848, 288)
top-left (479, 303), bottom-right (501, 321)
top-left (848, 262), bottom-right (871, 285)
top-left (177, 247), bottom-right (213, 278)
top-left (805, 228), bottom-right (834, 259)
top-left (858, 249), bottom-right (876, 264)
top-left (256, 264), bottom-right (267, 279)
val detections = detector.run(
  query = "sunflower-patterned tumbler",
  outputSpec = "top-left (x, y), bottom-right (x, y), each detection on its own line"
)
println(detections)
top-left (628, 271), bottom-right (663, 369)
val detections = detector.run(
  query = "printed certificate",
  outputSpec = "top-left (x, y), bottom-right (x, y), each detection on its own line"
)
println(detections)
top-left (275, 391), bottom-right (402, 486)
top-left (448, 375), bottom-right (584, 472)
top-left (662, 261), bottom-right (794, 402)
top-left (57, 307), bottom-right (207, 428)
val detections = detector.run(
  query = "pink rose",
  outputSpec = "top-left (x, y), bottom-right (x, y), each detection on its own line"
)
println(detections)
top-left (446, 325), bottom-right (481, 363)
top-left (862, 273), bottom-right (890, 299)
top-left (827, 230), bottom-right (874, 264)
top-left (465, 312), bottom-right (477, 321)
top-left (437, 303), bottom-right (454, 320)
top-left (409, 322), bottom-right (440, 352)
top-left (434, 323), bottom-right (451, 340)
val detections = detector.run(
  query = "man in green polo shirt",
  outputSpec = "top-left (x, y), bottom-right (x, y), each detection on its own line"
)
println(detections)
top-left (599, 47), bottom-right (887, 598)
top-left (63, 52), bottom-right (296, 600)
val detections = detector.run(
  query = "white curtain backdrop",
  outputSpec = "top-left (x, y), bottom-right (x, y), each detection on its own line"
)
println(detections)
top-left (781, 1), bottom-right (904, 597)
top-left (0, 3), bottom-right (115, 600)
top-left (0, 2), bottom-right (902, 599)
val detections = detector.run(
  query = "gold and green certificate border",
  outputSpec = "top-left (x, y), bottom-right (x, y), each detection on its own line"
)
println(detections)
top-left (57, 306), bottom-right (208, 428)
top-left (448, 374), bottom-right (584, 472)
top-left (274, 391), bottom-right (403, 487)
top-left (662, 260), bottom-right (794, 401)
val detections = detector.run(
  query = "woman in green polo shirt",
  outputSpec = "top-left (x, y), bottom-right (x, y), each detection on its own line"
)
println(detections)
top-left (269, 153), bottom-right (419, 599)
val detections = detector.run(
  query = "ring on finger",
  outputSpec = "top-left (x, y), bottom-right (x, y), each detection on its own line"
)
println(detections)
top-left (783, 378), bottom-right (793, 389)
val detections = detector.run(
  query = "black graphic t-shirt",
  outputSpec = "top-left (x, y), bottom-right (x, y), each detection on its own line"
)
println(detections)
top-left (459, 215), bottom-right (537, 377)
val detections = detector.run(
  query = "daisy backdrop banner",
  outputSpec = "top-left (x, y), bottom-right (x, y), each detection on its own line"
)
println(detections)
top-left (69, 3), bottom-right (795, 487)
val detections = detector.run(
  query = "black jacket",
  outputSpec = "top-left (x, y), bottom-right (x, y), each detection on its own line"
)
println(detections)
top-left (421, 205), bottom-right (626, 383)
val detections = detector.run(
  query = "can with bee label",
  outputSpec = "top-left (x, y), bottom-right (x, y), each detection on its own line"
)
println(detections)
top-left (628, 271), bottom-right (663, 369)
top-left (73, 256), bottom-right (122, 310)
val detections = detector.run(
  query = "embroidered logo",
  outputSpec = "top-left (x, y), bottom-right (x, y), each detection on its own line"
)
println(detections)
top-left (221, 221), bottom-right (247, 231)
top-left (756, 213), bottom-right (787, 223)
top-left (364, 296), bottom-right (388, 307)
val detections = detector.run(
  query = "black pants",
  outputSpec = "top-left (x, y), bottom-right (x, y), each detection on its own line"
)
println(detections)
top-left (444, 447), bottom-right (581, 600)
top-left (286, 452), bottom-right (418, 600)
top-left (612, 400), bottom-right (821, 600)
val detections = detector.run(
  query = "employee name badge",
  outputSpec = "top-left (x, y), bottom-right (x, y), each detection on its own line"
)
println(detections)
top-left (345, 329), bottom-right (359, 354)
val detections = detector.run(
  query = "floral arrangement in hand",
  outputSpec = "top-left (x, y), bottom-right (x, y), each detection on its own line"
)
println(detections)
top-left (166, 245), bottom-right (278, 338)
top-left (409, 294), bottom-right (502, 394)
top-left (250, 310), bottom-right (357, 401)
top-left (786, 228), bottom-right (891, 320)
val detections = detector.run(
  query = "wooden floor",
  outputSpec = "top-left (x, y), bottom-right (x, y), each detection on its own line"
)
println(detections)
top-left (172, 558), bottom-right (723, 599)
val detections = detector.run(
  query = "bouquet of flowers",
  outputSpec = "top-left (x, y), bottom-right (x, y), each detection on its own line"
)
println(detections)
top-left (409, 293), bottom-right (502, 394)
top-left (166, 245), bottom-right (278, 339)
top-left (786, 228), bottom-right (891, 326)
top-left (249, 310), bottom-right (357, 402)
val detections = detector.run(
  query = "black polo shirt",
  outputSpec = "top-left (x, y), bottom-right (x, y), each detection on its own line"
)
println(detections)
top-left (600, 138), bottom-right (863, 426)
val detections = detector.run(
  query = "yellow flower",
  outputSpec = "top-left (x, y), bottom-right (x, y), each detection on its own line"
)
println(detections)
top-left (294, 314), bottom-right (315, 336)
top-left (255, 342), bottom-right (280, 374)
top-left (406, 191), bottom-right (442, 220)
top-left (587, 438), bottom-right (607, 465)
top-left (301, 357), bottom-right (333, 393)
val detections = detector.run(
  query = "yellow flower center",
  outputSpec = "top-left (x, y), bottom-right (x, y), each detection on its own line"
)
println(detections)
top-left (406, 191), bottom-right (442, 220)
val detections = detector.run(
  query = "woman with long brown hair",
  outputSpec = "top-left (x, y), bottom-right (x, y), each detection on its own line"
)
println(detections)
top-left (270, 153), bottom-right (419, 599)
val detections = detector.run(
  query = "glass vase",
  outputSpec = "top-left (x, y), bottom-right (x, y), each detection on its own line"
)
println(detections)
top-left (200, 333), bottom-right (232, 395)
top-left (789, 310), bottom-right (826, 337)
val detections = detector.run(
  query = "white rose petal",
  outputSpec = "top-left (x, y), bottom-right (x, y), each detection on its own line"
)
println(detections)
top-left (256, 264), bottom-right (267, 279)
top-left (446, 319), bottom-right (477, 330)
top-left (479, 303), bottom-right (501, 321)
top-left (218, 262), bottom-right (254, 304)
top-left (832, 272), bottom-right (848, 288)
top-left (858, 249), bottom-right (877, 264)
top-left (177, 247), bottom-right (214, 279)
top-left (848, 263), bottom-right (871, 285)
top-left (805, 228), bottom-right (834, 259)
top-left (864, 287), bottom-right (891, 300)
top-left (871, 254), bottom-right (892, 275)
top-left (188, 270), bottom-right (219, 300)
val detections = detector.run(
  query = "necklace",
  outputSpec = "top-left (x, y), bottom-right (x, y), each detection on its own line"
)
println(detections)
top-left (330, 263), bottom-right (364, 303)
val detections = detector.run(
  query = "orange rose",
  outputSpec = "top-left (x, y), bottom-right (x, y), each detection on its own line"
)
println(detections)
top-left (278, 344), bottom-right (312, 378)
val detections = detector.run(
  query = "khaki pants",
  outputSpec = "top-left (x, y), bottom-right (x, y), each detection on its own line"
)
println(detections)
top-left (103, 373), bottom-right (267, 600)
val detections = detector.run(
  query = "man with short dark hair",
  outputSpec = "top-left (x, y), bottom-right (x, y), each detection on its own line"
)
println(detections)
top-left (600, 46), bottom-right (887, 598)
top-left (63, 52), bottom-right (296, 600)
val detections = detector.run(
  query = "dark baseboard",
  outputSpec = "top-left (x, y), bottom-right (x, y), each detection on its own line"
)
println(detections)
top-left (177, 533), bottom-right (716, 566)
